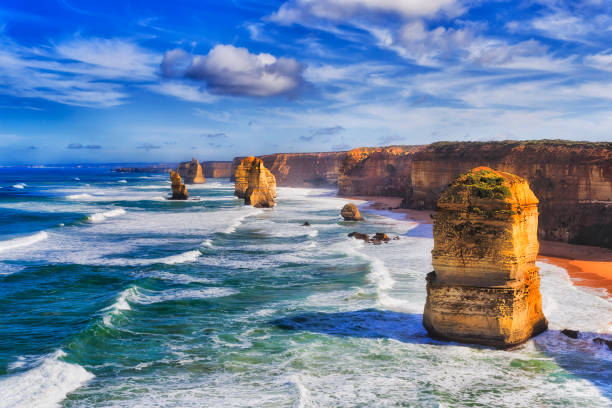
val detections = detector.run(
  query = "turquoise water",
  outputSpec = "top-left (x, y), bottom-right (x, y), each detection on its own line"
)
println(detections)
top-left (0, 167), bottom-right (610, 407)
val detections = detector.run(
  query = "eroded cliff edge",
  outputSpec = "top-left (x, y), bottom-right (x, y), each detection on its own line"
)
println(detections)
top-left (338, 141), bottom-right (612, 248)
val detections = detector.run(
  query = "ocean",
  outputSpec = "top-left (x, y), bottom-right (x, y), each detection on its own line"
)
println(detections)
top-left (0, 167), bottom-right (610, 407)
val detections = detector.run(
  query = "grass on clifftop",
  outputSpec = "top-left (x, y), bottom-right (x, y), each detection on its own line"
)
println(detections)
top-left (456, 169), bottom-right (512, 200)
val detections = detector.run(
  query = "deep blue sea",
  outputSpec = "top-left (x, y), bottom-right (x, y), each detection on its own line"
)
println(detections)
top-left (0, 166), bottom-right (610, 407)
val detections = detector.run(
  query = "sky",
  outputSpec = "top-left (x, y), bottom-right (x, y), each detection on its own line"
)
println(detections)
top-left (0, 0), bottom-right (611, 164)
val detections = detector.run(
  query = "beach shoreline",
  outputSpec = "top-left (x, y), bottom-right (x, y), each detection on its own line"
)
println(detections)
top-left (347, 195), bottom-right (612, 299)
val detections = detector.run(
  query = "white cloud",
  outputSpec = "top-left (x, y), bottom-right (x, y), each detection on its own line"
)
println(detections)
top-left (270, 0), bottom-right (464, 24)
top-left (584, 50), bottom-right (612, 71)
top-left (161, 44), bottom-right (304, 97)
top-left (146, 82), bottom-right (217, 103)
top-left (0, 36), bottom-right (160, 107)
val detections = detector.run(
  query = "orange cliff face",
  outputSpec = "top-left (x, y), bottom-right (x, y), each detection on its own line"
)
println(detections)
top-left (169, 171), bottom-right (188, 200)
top-left (231, 152), bottom-right (345, 187)
top-left (406, 141), bottom-right (612, 248)
top-left (234, 157), bottom-right (276, 208)
top-left (337, 146), bottom-right (425, 197)
top-left (423, 167), bottom-right (547, 348)
top-left (201, 161), bottom-right (232, 178)
top-left (335, 141), bottom-right (612, 249)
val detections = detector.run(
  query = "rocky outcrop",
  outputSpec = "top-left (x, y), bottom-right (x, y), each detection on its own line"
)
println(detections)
top-left (341, 203), bottom-right (364, 221)
top-left (234, 157), bottom-right (276, 207)
top-left (170, 171), bottom-right (188, 200)
top-left (177, 158), bottom-right (205, 184)
top-left (423, 167), bottom-right (548, 348)
top-left (201, 161), bottom-right (232, 178)
top-left (231, 152), bottom-right (345, 186)
top-left (336, 141), bottom-right (612, 248)
top-left (338, 146), bottom-right (424, 196)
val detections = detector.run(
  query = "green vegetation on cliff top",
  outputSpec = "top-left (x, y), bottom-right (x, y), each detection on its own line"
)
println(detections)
top-left (454, 169), bottom-right (512, 200)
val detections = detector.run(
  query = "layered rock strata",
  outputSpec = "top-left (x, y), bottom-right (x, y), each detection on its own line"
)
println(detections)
top-left (234, 157), bottom-right (276, 207)
top-left (177, 158), bottom-right (205, 184)
top-left (338, 146), bottom-right (424, 196)
top-left (423, 167), bottom-right (548, 348)
top-left (201, 161), bottom-right (232, 178)
top-left (170, 171), bottom-right (188, 200)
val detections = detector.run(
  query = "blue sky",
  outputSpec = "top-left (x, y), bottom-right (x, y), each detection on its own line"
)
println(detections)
top-left (0, 0), bottom-right (611, 163)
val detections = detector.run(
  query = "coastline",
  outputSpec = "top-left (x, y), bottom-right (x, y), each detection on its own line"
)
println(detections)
top-left (347, 195), bottom-right (611, 299)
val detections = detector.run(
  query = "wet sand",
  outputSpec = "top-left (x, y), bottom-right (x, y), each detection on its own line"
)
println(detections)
top-left (347, 195), bottom-right (611, 298)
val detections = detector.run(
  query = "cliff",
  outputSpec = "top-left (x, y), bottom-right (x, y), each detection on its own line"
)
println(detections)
top-left (177, 158), bottom-right (205, 184)
top-left (234, 157), bottom-right (276, 207)
top-left (337, 146), bottom-right (424, 196)
top-left (201, 161), bottom-right (232, 178)
top-left (336, 140), bottom-right (612, 248)
top-left (423, 167), bottom-right (547, 348)
top-left (231, 152), bottom-right (345, 187)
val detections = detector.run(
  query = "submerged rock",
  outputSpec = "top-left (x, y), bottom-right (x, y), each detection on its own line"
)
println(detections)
top-left (561, 329), bottom-right (579, 339)
top-left (178, 158), bottom-right (205, 184)
top-left (348, 232), bottom-right (369, 242)
top-left (234, 157), bottom-right (276, 208)
top-left (302, 222), bottom-right (311, 226)
top-left (341, 203), bottom-right (364, 221)
top-left (169, 171), bottom-right (188, 200)
top-left (593, 337), bottom-right (612, 350)
top-left (423, 167), bottom-right (548, 348)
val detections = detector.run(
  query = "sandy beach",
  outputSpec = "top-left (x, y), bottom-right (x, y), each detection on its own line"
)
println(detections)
top-left (349, 195), bottom-right (612, 299)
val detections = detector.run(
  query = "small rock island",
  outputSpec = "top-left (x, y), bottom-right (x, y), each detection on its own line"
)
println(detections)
top-left (423, 167), bottom-right (548, 348)
top-left (169, 170), bottom-right (188, 200)
top-left (177, 158), bottom-right (205, 184)
top-left (341, 203), bottom-right (364, 221)
top-left (234, 157), bottom-right (276, 207)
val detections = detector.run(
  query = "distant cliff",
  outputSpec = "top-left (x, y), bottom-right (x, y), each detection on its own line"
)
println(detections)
top-left (338, 140), bottom-right (612, 248)
top-left (231, 152), bottom-right (345, 187)
top-left (337, 146), bottom-right (424, 196)
top-left (202, 161), bottom-right (232, 178)
top-left (112, 165), bottom-right (173, 173)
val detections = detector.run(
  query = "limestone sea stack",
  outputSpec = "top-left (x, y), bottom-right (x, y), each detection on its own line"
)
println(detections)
top-left (341, 203), bottom-right (364, 221)
top-left (234, 157), bottom-right (276, 207)
top-left (177, 158), bottom-right (205, 184)
top-left (170, 170), bottom-right (188, 200)
top-left (423, 167), bottom-right (547, 348)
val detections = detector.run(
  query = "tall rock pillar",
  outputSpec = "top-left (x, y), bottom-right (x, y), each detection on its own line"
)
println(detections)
top-left (423, 167), bottom-right (547, 348)
top-left (234, 157), bottom-right (276, 208)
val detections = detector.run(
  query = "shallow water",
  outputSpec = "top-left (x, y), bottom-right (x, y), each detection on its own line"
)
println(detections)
top-left (0, 167), bottom-right (610, 407)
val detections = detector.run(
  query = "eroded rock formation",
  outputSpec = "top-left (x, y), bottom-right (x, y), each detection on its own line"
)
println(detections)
top-left (234, 157), bottom-right (276, 207)
top-left (177, 158), bottom-right (205, 184)
top-left (423, 167), bottom-right (548, 348)
top-left (170, 171), bottom-right (188, 200)
top-left (341, 203), bottom-right (364, 221)
top-left (201, 161), bottom-right (232, 178)
top-left (231, 152), bottom-right (345, 186)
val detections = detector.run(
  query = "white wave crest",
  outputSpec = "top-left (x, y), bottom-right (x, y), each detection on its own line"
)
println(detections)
top-left (0, 231), bottom-right (48, 253)
top-left (88, 208), bottom-right (126, 223)
top-left (0, 350), bottom-right (93, 408)
top-left (113, 286), bottom-right (236, 307)
top-left (117, 179), bottom-right (127, 183)
top-left (66, 193), bottom-right (94, 200)
top-left (12, 183), bottom-right (27, 189)
top-left (102, 287), bottom-right (135, 327)
top-left (119, 249), bottom-right (202, 266)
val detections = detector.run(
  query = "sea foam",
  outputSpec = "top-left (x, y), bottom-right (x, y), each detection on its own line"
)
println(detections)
top-left (0, 231), bottom-right (48, 253)
top-left (0, 350), bottom-right (93, 408)
top-left (88, 208), bottom-right (126, 223)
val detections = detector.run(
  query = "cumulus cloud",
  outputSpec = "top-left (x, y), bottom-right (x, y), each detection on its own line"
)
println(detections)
top-left (270, 0), bottom-right (464, 24)
top-left (161, 44), bottom-right (305, 96)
